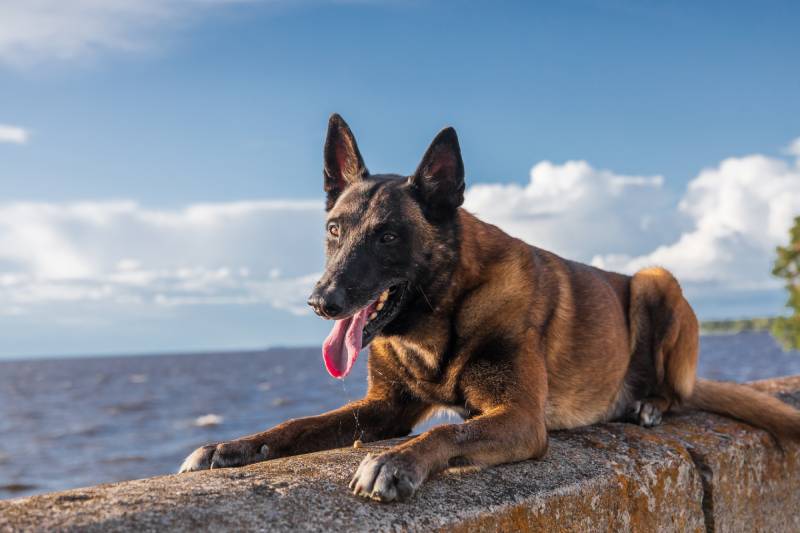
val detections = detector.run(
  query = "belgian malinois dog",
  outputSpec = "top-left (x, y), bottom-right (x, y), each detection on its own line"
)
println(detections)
top-left (180, 114), bottom-right (800, 502)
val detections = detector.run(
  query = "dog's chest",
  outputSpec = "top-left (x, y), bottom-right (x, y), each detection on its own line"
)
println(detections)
top-left (385, 337), bottom-right (463, 406)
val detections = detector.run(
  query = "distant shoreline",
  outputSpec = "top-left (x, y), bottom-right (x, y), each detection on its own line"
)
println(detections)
top-left (0, 321), bottom-right (782, 362)
top-left (700, 317), bottom-right (776, 335)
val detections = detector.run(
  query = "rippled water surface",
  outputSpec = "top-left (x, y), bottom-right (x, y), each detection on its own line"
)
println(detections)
top-left (1, 331), bottom-right (799, 499)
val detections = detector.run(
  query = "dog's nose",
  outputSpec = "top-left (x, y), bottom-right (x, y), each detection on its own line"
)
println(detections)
top-left (307, 288), bottom-right (345, 318)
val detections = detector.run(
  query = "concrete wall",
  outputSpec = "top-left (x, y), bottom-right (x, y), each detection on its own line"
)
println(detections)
top-left (2, 376), bottom-right (799, 532)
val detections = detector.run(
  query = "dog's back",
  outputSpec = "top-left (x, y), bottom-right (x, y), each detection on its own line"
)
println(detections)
top-left (463, 207), bottom-right (800, 440)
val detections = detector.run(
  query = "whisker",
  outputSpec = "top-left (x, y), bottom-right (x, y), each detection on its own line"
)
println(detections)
top-left (417, 285), bottom-right (435, 312)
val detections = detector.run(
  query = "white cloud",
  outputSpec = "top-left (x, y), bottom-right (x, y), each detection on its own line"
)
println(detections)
top-left (2, 140), bottom-right (797, 322)
top-left (592, 148), bottom-right (800, 294)
top-left (464, 160), bottom-right (681, 263)
top-left (0, 0), bottom-right (262, 66)
top-left (0, 124), bottom-right (29, 144)
top-left (0, 200), bottom-right (325, 316)
top-left (786, 138), bottom-right (800, 158)
top-left (0, 138), bottom-right (797, 356)
top-left (465, 139), bottom-right (800, 318)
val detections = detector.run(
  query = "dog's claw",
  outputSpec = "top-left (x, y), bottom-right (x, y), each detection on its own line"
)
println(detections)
top-left (638, 402), bottom-right (662, 427)
top-left (178, 441), bottom-right (269, 473)
top-left (350, 451), bottom-right (424, 503)
top-left (179, 444), bottom-right (217, 472)
top-left (627, 400), bottom-right (663, 428)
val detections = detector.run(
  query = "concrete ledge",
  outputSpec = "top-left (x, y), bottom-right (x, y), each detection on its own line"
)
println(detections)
top-left (2, 376), bottom-right (800, 532)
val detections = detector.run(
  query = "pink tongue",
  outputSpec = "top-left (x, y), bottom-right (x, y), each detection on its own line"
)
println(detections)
top-left (322, 306), bottom-right (371, 378)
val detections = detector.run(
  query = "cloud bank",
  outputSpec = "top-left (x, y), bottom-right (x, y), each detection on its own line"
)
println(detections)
top-left (463, 160), bottom-right (681, 263)
top-left (0, 200), bottom-right (325, 318)
top-left (0, 0), bottom-right (261, 66)
top-left (593, 153), bottom-right (800, 291)
top-left (0, 139), bottom-right (797, 355)
top-left (464, 148), bottom-right (800, 291)
top-left (464, 140), bottom-right (800, 319)
top-left (0, 0), bottom-right (389, 67)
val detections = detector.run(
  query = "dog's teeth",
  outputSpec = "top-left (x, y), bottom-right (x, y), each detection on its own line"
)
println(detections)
top-left (376, 302), bottom-right (384, 311)
top-left (379, 291), bottom-right (389, 302)
top-left (370, 312), bottom-right (378, 320)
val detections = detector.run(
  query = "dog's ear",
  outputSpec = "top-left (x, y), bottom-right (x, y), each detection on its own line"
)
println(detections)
top-left (408, 127), bottom-right (465, 219)
top-left (323, 114), bottom-right (368, 210)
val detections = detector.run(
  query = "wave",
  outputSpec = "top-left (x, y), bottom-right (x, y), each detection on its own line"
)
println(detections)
top-left (193, 414), bottom-right (223, 427)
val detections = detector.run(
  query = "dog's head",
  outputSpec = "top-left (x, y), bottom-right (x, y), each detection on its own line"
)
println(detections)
top-left (308, 114), bottom-right (464, 378)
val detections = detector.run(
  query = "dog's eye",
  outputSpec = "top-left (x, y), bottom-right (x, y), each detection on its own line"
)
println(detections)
top-left (380, 232), bottom-right (397, 244)
top-left (327, 223), bottom-right (340, 238)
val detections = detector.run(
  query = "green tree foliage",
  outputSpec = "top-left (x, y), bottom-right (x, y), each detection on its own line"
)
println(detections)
top-left (772, 215), bottom-right (800, 349)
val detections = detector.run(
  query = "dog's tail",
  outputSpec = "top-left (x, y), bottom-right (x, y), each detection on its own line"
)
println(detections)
top-left (687, 379), bottom-right (800, 440)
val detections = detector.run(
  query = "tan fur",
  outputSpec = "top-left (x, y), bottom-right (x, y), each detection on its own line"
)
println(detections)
top-left (181, 206), bottom-right (800, 495)
top-left (628, 267), bottom-right (699, 407)
top-left (688, 380), bottom-right (800, 439)
top-left (182, 124), bottom-right (800, 502)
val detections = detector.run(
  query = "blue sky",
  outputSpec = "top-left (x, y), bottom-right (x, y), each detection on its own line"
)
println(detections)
top-left (0, 0), bottom-right (799, 358)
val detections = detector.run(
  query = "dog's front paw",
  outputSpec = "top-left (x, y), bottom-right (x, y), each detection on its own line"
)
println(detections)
top-left (178, 440), bottom-right (270, 473)
top-left (628, 400), bottom-right (663, 428)
top-left (349, 451), bottom-right (425, 503)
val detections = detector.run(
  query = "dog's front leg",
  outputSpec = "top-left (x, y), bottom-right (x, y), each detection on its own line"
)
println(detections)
top-left (350, 353), bottom-right (549, 503)
top-left (349, 405), bottom-right (548, 502)
top-left (179, 395), bottom-right (427, 472)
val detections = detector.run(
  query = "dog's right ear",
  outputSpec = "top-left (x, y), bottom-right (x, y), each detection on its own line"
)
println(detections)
top-left (323, 114), bottom-right (368, 210)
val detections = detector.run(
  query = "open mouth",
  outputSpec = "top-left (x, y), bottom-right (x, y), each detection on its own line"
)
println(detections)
top-left (321, 283), bottom-right (407, 379)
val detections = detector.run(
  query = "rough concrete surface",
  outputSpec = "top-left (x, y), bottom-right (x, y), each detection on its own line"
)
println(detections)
top-left (1, 376), bottom-right (799, 533)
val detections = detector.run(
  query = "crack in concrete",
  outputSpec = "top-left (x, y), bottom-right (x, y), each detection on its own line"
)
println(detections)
top-left (686, 447), bottom-right (715, 533)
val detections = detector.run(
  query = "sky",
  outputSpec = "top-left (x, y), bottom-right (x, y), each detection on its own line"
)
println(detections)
top-left (0, 0), bottom-right (799, 358)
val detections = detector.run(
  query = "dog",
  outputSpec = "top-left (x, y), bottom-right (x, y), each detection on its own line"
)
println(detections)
top-left (180, 114), bottom-right (800, 502)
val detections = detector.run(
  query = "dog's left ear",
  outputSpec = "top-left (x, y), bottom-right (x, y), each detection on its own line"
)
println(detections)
top-left (324, 114), bottom-right (368, 210)
top-left (408, 127), bottom-right (465, 219)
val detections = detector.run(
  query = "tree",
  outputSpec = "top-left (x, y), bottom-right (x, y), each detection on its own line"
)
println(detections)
top-left (772, 215), bottom-right (800, 349)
